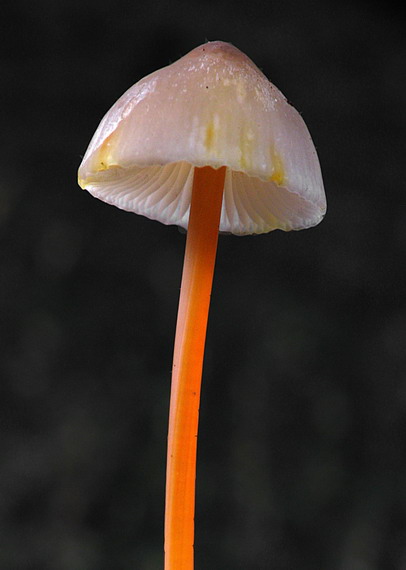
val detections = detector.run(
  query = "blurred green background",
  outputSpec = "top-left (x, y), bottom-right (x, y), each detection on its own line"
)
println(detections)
top-left (1, 0), bottom-right (405, 568)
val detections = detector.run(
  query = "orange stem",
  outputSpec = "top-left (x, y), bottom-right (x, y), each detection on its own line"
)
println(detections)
top-left (164, 165), bottom-right (226, 570)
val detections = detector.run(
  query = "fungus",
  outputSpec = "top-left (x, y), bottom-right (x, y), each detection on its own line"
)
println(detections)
top-left (78, 41), bottom-right (326, 569)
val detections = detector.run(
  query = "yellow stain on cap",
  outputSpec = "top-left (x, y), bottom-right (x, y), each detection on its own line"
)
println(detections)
top-left (97, 132), bottom-right (116, 171)
top-left (204, 116), bottom-right (220, 154)
top-left (269, 146), bottom-right (285, 185)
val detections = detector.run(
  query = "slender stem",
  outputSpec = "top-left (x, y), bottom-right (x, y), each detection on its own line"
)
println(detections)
top-left (165, 165), bottom-right (226, 570)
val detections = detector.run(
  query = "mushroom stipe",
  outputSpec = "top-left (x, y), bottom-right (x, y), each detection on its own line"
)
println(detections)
top-left (166, 165), bottom-right (226, 568)
top-left (78, 41), bottom-right (326, 570)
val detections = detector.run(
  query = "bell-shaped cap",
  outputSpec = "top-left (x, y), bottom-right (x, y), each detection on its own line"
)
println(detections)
top-left (78, 41), bottom-right (326, 235)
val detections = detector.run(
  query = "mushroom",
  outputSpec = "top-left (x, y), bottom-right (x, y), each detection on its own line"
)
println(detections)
top-left (78, 41), bottom-right (326, 569)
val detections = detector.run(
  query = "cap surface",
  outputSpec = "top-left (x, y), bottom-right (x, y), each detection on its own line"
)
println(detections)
top-left (78, 41), bottom-right (326, 235)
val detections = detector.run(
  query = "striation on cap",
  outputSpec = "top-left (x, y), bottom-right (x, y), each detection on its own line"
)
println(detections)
top-left (78, 41), bottom-right (326, 235)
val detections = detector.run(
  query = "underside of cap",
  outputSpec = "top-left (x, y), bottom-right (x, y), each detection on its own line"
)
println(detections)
top-left (78, 41), bottom-right (326, 234)
top-left (83, 161), bottom-right (324, 235)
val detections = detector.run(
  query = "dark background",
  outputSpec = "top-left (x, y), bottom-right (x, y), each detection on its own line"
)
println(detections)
top-left (1, 0), bottom-right (405, 568)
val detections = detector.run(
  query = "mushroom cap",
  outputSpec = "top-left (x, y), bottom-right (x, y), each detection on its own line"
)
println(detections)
top-left (78, 41), bottom-right (326, 235)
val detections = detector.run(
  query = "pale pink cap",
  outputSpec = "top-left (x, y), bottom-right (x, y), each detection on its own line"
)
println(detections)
top-left (78, 41), bottom-right (326, 235)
